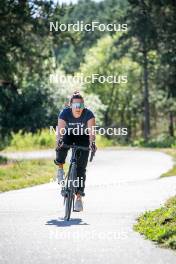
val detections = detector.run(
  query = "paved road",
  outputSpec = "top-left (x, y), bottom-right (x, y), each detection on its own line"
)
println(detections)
top-left (0, 149), bottom-right (176, 264)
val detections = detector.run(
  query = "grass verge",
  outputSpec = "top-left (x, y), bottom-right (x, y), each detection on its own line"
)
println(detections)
top-left (134, 196), bottom-right (176, 250)
top-left (3, 130), bottom-right (115, 152)
top-left (0, 159), bottom-right (57, 192)
top-left (161, 148), bottom-right (176, 177)
top-left (4, 130), bottom-right (55, 151)
top-left (134, 148), bottom-right (176, 250)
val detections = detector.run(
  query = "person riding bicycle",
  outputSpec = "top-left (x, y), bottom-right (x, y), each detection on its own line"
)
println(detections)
top-left (55, 91), bottom-right (97, 212)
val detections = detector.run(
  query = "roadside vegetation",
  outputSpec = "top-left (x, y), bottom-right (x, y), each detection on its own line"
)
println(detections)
top-left (0, 159), bottom-right (56, 192)
top-left (132, 136), bottom-right (176, 148)
top-left (0, 130), bottom-right (115, 192)
top-left (161, 149), bottom-right (176, 177)
top-left (4, 130), bottom-right (55, 151)
top-left (1, 1), bottom-right (176, 152)
top-left (2, 129), bottom-right (176, 152)
top-left (3, 130), bottom-right (116, 152)
top-left (134, 196), bottom-right (176, 250)
top-left (134, 148), bottom-right (176, 250)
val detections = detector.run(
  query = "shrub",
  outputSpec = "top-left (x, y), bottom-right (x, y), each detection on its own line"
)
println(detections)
top-left (132, 135), bottom-right (176, 148)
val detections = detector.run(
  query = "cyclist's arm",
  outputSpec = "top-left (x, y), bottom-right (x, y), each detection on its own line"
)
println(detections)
top-left (56, 118), bottom-right (66, 146)
top-left (87, 117), bottom-right (96, 144)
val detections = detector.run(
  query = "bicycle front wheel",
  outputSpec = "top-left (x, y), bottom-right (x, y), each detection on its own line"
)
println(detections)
top-left (64, 163), bottom-right (77, 221)
top-left (64, 190), bottom-right (74, 221)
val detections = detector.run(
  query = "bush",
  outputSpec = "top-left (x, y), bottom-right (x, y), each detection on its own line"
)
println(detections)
top-left (5, 129), bottom-right (55, 151)
top-left (132, 135), bottom-right (176, 148)
top-left (0, 156), bottom-right (8, 165)
top-left (96, 135), bottom-right (116, 148)
top-left (4, 130), bottom-right (115, 151)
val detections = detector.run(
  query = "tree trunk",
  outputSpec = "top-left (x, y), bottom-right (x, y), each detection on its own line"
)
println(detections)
top-left (143, 49), bottom-right (150, 140)
top-left (169, 111), bottom-right (174, 137)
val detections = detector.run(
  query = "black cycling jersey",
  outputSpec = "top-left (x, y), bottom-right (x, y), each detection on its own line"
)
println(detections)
top-left (59, 107), bottom-right (95, 133)
top-left (58, 107), bottom-right (95, 146)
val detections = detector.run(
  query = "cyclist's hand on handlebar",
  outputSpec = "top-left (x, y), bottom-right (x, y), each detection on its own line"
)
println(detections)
top-left (90, 141), bottom-right (97, 153)
top-left (56, 138), bottom-right (64, 151)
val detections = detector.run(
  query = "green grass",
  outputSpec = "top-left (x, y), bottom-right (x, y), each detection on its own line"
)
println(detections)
top-left (4, 130), bottom-right (176, 152)
top-left (134, 148), bottom-right (176, 250)
top-left (4, 130), bottom-right (115, 152)
top-left (95, 135), bottom-right (115, 148)
top-left (5, 129), bottom-right (55, 151)
top-left (134, 196), bottom-right (176, 250)
top-left (0, 159), bottom-right (56, 192)
top-left (162, 166), bottom-right (176, 177)
top-left (161, 149), bottom-right (176, 177)
top-left (0, 129), bottom-right (115, 192)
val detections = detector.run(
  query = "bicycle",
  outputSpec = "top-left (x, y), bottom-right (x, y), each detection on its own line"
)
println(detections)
top-left (60, 143), bottom-right (95, 221)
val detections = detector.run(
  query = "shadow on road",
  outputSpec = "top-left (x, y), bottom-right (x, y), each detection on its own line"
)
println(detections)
top-left (46, 218), bottom-right (89, 227)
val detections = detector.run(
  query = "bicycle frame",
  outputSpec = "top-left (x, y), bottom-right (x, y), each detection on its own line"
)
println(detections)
top-left (62, 143), bottom-right (90, 220)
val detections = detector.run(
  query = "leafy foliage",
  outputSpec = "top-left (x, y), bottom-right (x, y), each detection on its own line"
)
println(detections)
top-left (0, 0), bottom-right (175, 146)
top-left (134, 195), bottom-right (176, 250)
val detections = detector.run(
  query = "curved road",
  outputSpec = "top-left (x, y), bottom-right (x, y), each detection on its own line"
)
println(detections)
top-left (0, 149), bottom-right (176, 264)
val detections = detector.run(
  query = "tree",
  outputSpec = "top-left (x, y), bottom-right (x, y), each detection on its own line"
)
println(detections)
top-left (52, 0), bottom-right (128, 73)
top-left (150, 0), bottom-right (176, 136)
top-left (126, 0), bottom-right (157, 140)
top-left (80, 34), bottom-right (142, 141)
top-left (0, 0), bottom-right (54, 138)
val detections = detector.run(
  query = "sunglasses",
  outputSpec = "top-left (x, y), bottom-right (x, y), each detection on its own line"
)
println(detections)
top-left (71, 102), bottom-right (84, 109)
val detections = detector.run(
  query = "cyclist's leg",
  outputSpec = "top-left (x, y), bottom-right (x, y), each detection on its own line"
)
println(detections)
top-left (76, 150), bottom-right (89, 196)
top-left (74, 135), bottom-right (90, 196)
top-left (55, 133), bottom-right (73, 166)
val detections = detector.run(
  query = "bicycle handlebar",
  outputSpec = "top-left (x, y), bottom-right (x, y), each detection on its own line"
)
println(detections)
top-left (62, 144), bottom-right (89, 151)
top-left (61, 144), bottom-right (95, 162)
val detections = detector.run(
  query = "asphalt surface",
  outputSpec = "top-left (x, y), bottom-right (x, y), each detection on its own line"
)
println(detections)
top-left (0, 149), bottom-right (176, 264)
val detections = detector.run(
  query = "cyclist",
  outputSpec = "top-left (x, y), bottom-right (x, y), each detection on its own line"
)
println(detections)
top-left (55, 91), bottom-right (97, 212)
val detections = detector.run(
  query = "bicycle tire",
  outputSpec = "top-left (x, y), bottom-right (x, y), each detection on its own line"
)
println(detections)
top-left (64, 190), bottom-right (73, 221)
top-left (64, 163), bottom-right (77, 221)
